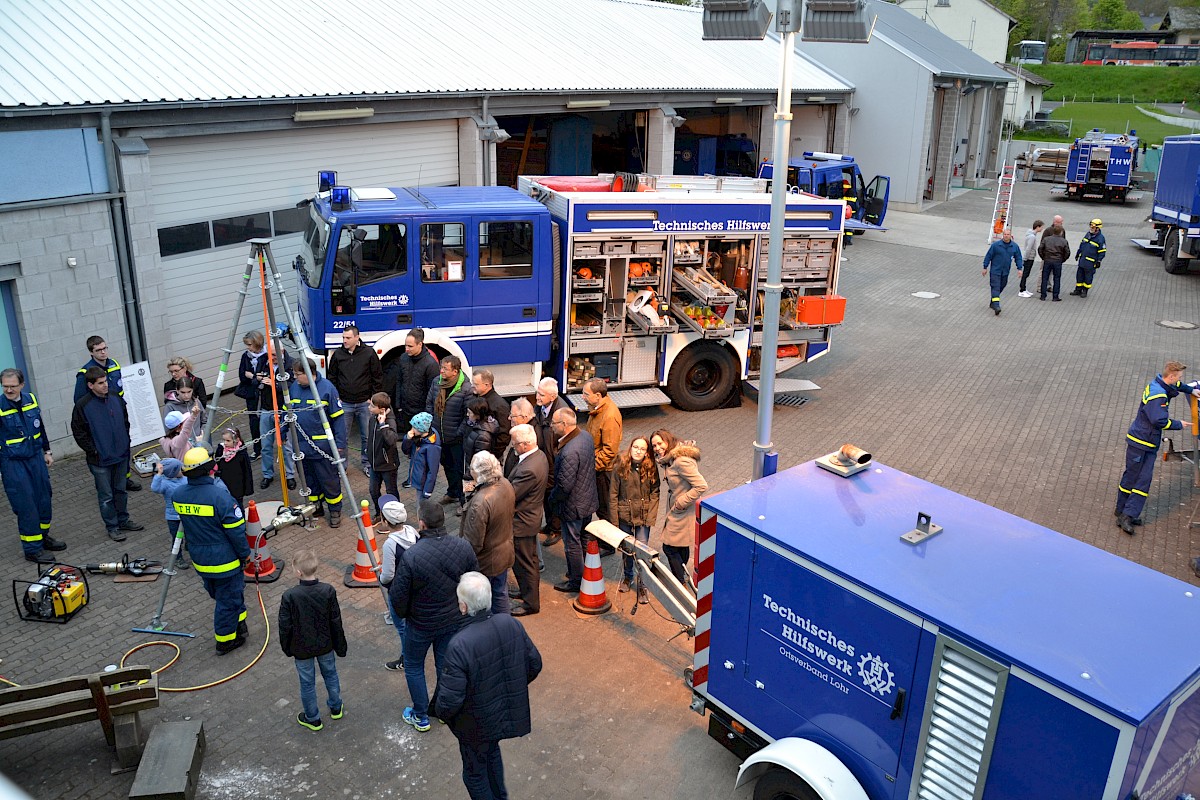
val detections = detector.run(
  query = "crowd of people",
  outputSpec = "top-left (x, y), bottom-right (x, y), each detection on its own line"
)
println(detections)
top-left (982, 214), bottom-right (1107, 312)
top-left (1, 325), bottom-right (710, 799)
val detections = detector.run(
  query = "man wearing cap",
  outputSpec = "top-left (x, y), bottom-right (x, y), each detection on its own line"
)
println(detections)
top-left (0, 368), bottom-right (63, 562)
top-left (173, 446), bottom-right (251, 653)
top-left (1116, 362), bottom-right (1200, 534)
top-left (1072, 219), bottom-right (1106, 298)
top-left (981, 228), bottom-right (1023, 316)
top-left (71, 366), bottom-right (145, 542)
top-left (377, 494), bottom-right (419, 671)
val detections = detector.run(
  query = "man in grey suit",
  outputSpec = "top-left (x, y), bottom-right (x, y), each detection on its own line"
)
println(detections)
top-left (506, 424), bottom-right (548, 617)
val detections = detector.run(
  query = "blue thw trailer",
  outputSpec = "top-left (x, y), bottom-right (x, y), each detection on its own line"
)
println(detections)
top-left (1134, 134), bottom-right (1200, 275)
top-left (692, 454), bottom-right (1200, 800)
top-left (292, 172), bottom-right (848, 411)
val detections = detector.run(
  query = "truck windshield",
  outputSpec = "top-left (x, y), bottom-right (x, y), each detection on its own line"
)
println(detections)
top-left (298, 207), bottom-right (330, 289)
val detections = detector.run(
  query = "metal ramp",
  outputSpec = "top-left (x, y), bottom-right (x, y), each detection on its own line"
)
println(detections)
top-left (566, 387), bottom-right (671, 412)
top-left (745, 378), bottom-right (819, 406)
top-left (988, 163), bottom-right (1016, 244)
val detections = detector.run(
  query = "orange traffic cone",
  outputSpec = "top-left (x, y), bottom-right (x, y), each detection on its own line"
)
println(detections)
top-left (243, 500), bottom-right (284, 583)
top-left (344, 499), bottom-right (380, 588)
top-left (572, 537), bottom-right (612, 615)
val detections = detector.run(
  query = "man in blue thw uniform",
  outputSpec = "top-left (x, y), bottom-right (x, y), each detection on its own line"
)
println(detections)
top-left (1117, 360), bottom-right (1200, 534)
top-left (1071, 218), bottom-right (1106, 298)
top-left (174, 446), bottom-right (250, 653)
top-left (0, 368), bottom-right (63, 562)
top-left (290, 359), bottom-right (348, 528)
top-left (74, 335), bottom-right (140, 491)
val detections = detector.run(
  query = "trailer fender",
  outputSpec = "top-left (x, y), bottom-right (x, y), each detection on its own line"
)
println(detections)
top-left (373, 328), bottom-right (472, 378)
top-left (735, 738), bottom-right (869, 800)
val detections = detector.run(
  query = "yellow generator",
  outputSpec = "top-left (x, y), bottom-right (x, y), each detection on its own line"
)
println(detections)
top-left (14, 563), bottom-right (89, 623)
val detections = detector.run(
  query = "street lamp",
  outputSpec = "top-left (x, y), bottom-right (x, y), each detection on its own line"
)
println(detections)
top-left (700, 0), bottom-right (873, 480)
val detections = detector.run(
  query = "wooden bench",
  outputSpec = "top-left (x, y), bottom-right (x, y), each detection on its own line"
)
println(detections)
top-left (0, 666), bottom-right (160, 770)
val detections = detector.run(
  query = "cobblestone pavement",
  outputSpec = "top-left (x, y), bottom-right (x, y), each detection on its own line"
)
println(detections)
top-left (3, 183), bottom-right (1198, 799)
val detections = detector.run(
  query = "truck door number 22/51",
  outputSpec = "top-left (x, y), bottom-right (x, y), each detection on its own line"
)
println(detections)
top-left (332, 320), bottom-right (356, 329)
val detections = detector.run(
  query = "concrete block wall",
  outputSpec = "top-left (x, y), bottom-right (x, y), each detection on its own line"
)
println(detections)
top-left (121, 150), bottom-right (174, 383)
top-left (0, 200), bottom-right (129, 453)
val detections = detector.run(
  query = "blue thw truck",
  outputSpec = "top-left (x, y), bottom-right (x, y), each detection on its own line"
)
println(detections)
top-left (690, 452), bottom-right (1200, 800)
top-left (1052, 129), bottom-right (1140, 203)
top-left (1134, 134), bottom-right (1200, 275)
top-left (293, 172), bottom-right (848, 411)
top-left (757, 152), bottom-right (890, 234)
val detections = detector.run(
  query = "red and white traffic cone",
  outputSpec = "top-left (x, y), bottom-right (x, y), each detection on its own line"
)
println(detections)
top-left (243, 500), bottom-right (284, 583)
top-left (572, 537), bottom-right (612, 615)
top-left (344, 499), bottom-right (380, 588)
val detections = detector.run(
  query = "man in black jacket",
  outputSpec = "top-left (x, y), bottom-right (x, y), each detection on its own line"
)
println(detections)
top-left (433, 571), bottom-right (541, 800)
top-left (534, 377), bottom-right (570, 546)
top-left (390, 500), bottom-right (479, 732)
top-left (279, 549), bottom-right (348, 731)
top-left (326, 325), bottom-right (382, 473)
top-left (389, 328), bottom-right (440, 435)
top-left (70, 366), bottom-right (144, 541)
top-left (471, 369), bottom-right (511, 456)
top-left (507, 424), bottom-right (548, 617)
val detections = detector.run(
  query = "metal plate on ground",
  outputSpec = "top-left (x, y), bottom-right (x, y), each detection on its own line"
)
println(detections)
top-left (1157, 320), bottom-right (1198, 330)
top-left (567, 387), bottom-right (670, 412)
top-left (1131, 238), bottom-right (1163, 252)
top-left (773, 395), bottom-right (809, 408)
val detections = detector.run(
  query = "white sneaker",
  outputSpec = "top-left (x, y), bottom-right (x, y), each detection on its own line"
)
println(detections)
top-left (1019, 291), bottom-right (1033, 298)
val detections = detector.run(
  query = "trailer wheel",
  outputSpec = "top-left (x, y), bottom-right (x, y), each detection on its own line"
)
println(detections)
top-left (753, 768), bottom-right (819, 800)
top-left (1164, 228), bottom-right (1187, 274)
top-left (667, 342), bottom-right (739, 412)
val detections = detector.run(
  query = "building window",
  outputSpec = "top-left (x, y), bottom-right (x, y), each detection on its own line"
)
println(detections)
top-left (212, 212), bottom-right (271, 248)
top-left (157, 222), bottom-right (212, 257)
top-left (272, 206), bottom-right (310, 235)
top-left (479, 221), bottom-right (534, 280)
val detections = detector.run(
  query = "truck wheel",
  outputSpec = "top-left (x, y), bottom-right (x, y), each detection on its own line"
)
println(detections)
top-left (753, 768), bottom-right (819, 800)
top-left (667, 342), bottom-right (739, 412)
top-left (1165, 228), bottom-right (1187, 274)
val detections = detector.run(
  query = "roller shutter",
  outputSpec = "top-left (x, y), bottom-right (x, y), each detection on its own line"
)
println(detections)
top-left (146, 120), bottom-right (458, 381)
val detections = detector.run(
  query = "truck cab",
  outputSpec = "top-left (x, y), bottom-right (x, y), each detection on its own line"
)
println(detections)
top-left (757, 153), bottom-right (890, 231)
top-left (292, 176), bottom-right (554, 392)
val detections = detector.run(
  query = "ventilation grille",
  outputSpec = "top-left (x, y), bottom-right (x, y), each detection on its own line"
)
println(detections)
top-left (914, 646), bottom-right (1004, 800)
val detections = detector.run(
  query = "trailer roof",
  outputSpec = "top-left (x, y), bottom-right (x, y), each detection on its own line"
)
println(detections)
top-left (316, 185), bottom-right (547, 217)
top-left (702, 459), bottom-right (1200, 723)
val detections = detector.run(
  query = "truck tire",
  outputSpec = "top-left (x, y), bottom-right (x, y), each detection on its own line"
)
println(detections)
top-left (753, 768), bottom-right (819, 800)
top-left (1164, 228), bottom-right (1187, 274)
top-left (667, 341), bottom-right (739, 412)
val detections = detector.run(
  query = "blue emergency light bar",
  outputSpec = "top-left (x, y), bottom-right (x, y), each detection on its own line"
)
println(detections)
top-left (330, 186), bottom-right (351, 211)
top-left (803, 151), bottom-right (853, 163)
top-left (318, 170), bottom-right (337, 192)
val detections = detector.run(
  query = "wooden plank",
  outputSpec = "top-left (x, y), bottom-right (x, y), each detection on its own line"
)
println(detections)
top-left (0, 698), bottom-right (161, 741)
top-left (129, 720), bottom-right (206, 800)
top-left (0, 684), bottom-right (158, 727)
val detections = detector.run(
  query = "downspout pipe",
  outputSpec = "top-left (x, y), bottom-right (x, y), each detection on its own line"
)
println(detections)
top-left (100, 110), bottom-right (148, 362)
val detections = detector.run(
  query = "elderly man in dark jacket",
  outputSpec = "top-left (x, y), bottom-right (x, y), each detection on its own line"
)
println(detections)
top-left (389, 328), bottom-right (440, 434)
top-left (433, 571), bottom-right (541, 800)
top-left (461, 451), bottom-right (516, 615)
top-left (548, 407), bottom-right (598, 594)
top-left (426, 355), bottom-right (474, 509)
top-left (533, 377), bottom-right (570, 545)
top-left (506, 424), bottom-right (548, 617)
top-left (390, 499), bottom-right (479, 733)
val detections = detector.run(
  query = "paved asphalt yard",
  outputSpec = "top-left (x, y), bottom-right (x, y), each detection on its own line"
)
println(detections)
top-left (3, 180), bottom-right (1199, 799)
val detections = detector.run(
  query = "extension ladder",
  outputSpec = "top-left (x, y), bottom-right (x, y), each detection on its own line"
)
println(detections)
top-left (988, 163), bottom-right (1016, 244)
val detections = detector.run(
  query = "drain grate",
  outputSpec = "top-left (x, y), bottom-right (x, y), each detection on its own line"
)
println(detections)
top-left (774, 395), bottom-right (810, 408)
top-left (1157, 320), bottom-right (1199, 330)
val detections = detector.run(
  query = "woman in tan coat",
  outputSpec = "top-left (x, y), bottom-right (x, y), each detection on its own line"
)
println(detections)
top-left (609, 437), bottom-right (660, 603)
top-left (650, 429), bottom-right (707, 591)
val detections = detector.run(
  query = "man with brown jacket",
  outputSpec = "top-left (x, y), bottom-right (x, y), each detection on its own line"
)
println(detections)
top-left (583, 378), bottom-right (621, 556)
top-left (461, 451), bottom-right (516, 614)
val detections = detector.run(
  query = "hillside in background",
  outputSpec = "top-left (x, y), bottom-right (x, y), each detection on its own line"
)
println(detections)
top-left (1026, 63), bottom-right (1200, 102)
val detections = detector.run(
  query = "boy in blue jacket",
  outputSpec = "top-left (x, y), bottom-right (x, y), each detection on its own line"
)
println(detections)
top-left (151, 458), bottom-right (190, 569)
top-left (402, 412), bottom-right (442, 502)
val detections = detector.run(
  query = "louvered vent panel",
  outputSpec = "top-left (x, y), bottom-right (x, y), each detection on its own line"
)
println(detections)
top-left (915, 647), bottom-right (1003, 800)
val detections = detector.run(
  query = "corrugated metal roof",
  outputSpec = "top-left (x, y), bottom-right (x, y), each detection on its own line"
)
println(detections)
top-left (0, 0), bottom-right (852, 110)
top-left (867, 0), bottom-right (1013, 81)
